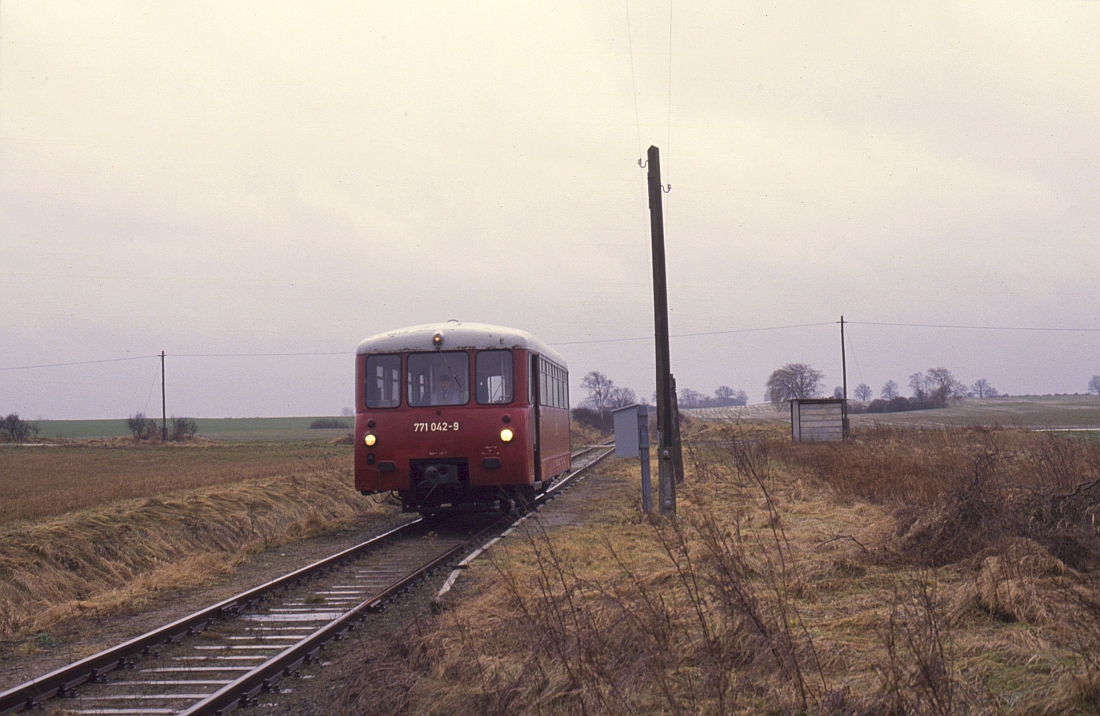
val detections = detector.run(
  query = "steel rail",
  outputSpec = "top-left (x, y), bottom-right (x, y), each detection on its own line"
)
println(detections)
top-left (176, 537), bottom-right (469, 715)
top-left (545, 445), bottom-right (614, 499)
top-left (0, 520), bottom-right (419, 715)
top-left (0, 444), bottom-right (616, 715)
top-left (180, 445), bottom-right (615, 715)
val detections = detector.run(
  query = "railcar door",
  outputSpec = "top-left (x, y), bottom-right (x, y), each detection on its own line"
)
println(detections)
top-left (530, 353), bottom-right (542, 482)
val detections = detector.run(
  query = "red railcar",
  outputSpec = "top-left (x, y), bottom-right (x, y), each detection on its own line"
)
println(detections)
top-left (354, 322), bottom-right (571, 514)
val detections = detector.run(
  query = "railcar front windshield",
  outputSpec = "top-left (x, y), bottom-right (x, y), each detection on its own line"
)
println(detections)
top-left (365, 354), bottom-right (401, 408)
top-left (476, 350), bottom-right (513, 404)
top-left (407, 351), bottom-right (470, 407)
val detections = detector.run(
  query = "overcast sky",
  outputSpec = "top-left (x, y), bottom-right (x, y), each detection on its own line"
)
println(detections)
top-left (2, 1), bottom-right (1099, 420)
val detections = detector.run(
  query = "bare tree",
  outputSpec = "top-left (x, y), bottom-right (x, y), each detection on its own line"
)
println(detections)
top-left (1090, 375), bottom-right (1100, 396)
top-left (765, 363), bottom-right (824, 409)
top-left (926, 367), bottom-right (966, 400)
top-left (971, 379), bottom-right (998, 398)
top-left (881, 380), bottom-right (899, 400)
top-left (679, 388), bottom-right (706, 408)
top-left (581, 371), bottom-right (616, 420)
top-left (832, 386), bottom-right (844, 400)
top-left (607, 385), bottom-right (637, 410)
top-left (854, 383), bottom-right (872, 401)
top-left (715, 387), bottom-right (748, 406)
top-left (714, 385), bottom-right (736, 401)
top-left (909, 372), bottom-right (929, 401)
top-left (909, 368), bottom-right (965, 406)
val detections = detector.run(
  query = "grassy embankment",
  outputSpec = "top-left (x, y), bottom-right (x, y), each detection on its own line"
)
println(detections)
top-left (0, 421), bottom-right (608, 643)
top-left (335, 423), bottom-right (1100, 715)
top-left (0, 440), bottom-right (395, 639)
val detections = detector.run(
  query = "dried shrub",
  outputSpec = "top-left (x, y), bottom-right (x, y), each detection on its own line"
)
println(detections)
top-left (873, 575), bottom-right (955, 716)
top-left (356, 438), bottom-right (842, 715)
top-left (776, 427), bottom-right (1100, 570)
top-left (169, 416), bottom-right (197, 441)
top-left (332, 426), bottom-right (1100, 714)
top-left (0, 413), bottom-right (38, 443)
top-left (124, 412), bottom-right (158, 441)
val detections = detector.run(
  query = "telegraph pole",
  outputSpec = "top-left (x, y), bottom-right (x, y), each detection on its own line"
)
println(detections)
top-left (161, 351), bottom-right (168, 441)
top-left (670, 374), bottom-right (684, 484)
top-left (646, 145), bottom-right (677, 515)
top-left (840, 317), bottom-right (849, 439)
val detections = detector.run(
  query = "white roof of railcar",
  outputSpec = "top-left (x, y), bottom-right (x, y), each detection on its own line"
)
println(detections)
top-left (356, 322), bottom-right (567, 367)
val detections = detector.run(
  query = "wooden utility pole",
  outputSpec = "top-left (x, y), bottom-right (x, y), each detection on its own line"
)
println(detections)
top-left (840, 317), bottom-right (849, 439)
top-left (670, 374), bottom-right (684, 484)
top-left (646, 145), bottom-right (677, 515)
top-left (161, 351), bottom-right (168, 441)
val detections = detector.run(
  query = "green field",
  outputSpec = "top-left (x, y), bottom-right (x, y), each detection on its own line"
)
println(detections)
top-left (688, 395), bottom-right (1100, 433)
top-left (33, 416), bottom-right (354, 441)
top-left (849, 394), bottom-right (1100, 430)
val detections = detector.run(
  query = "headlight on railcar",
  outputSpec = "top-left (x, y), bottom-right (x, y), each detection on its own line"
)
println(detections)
top-left (364, 433), bottom-right (377, 447)
top-left (500, 428), bottom-right (514, 442)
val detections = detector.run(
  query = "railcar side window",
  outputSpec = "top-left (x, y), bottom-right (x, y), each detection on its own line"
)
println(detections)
top-left (476, 351), bottom-right (513, 404)
top-left (533, 356), bottom-right (568, 409)
top-left (365, 354), bottom-right (401, 408)
top-left (540, 360), bottom-right (548, 406)
top-left (408, 352), bottom-right (470, 407)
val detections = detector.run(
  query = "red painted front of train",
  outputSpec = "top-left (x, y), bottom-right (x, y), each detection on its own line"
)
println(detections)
top-left (354, 323), bottom-right (570, 514)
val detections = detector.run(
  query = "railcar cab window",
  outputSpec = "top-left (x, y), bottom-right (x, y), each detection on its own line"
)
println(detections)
top-left (365, 354), bottom-right (401, 408)
top-left (476, 351), bottom-right (513, 404)
top-left (407, 352), bottom-right (469, 407)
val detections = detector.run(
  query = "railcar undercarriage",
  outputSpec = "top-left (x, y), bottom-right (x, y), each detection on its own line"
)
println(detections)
top-left (376, 457), bottom-right (549, 515)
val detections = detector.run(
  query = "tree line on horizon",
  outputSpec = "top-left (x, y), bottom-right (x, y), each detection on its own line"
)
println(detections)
top-left (572, 371), bottom-right (749, 430)
top-left (766, 365), bottom-right (1100, 412)
top-left (575, 367), bottom-right (1100, 429)
top-left (764, 363), bottom-right (993, 412)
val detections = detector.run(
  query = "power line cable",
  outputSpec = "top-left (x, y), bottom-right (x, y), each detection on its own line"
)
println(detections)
top-left (666, 0), bottom-right (673, 176)
top-left (142, 361), bottom-right (160, 416)
top-left (624, 0), bottom-right (643, 162)
top-left (850, 321), bottom-right (1100, 333)
top-left (551, 321), bottom-right (836, 346)
top-left (0, 355), bottom-right (159, 372)
top-left (172, 351), bottom-right (348, 358)
top-left (5, 319), bottom-right (1097, 371)
top-left (844, 325), bottom-right (866, 386)
top-left (0, 351), bottom-right (348, 371)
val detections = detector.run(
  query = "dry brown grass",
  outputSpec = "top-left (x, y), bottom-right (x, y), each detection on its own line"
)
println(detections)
top-left (774, 426), bottom-right (1100, 571)
top-left (0, 450), bottom-right (392, 638)
top-left (0, 441), bottom-right (351, 524)
top-left (569, 421), bottom-right (608, 447)
top-left (332, 426), bottom-right (1100, 715)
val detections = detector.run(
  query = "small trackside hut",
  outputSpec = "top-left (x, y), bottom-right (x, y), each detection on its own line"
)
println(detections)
top-left (790, 398), bottom-right (845, 442)
top-left (354, 322), bottom-right (571, 515)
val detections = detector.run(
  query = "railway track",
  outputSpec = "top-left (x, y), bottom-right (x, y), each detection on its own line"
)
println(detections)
top-left (0, 445), bottom-right (613, 716)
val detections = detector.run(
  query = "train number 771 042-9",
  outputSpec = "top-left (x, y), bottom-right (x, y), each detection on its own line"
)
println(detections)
top-left (413, 422), bottom-right (460, 432)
